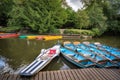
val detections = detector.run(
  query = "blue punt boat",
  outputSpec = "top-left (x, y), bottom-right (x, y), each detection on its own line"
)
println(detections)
top-left (63, 41), bottom-right (76, 51)
top-left (82, 42), bottom-right (120, 67)
top-left (20, 44), bottom-right (60, 76)
top-left (76, 45), bottom-right (118, 68)
top-left (91, 42), bottom-right (120, 58)
top-left (79, 43), bottom-right (118, 60)
top-left (60, 47), bottom-right (96, 68)
top-left (83, 42), bottom-right (120, 61)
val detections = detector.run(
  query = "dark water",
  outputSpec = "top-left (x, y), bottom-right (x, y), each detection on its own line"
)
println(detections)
top-left (0, 35), bottom-right (120, 74)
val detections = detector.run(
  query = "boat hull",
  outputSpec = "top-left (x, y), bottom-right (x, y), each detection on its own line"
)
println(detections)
top-left (60, 47), bottom-right (96, 68)
top-left (20, 45), bottom-right (60, 76)
top-left (0, 33), bottom-right (19, 39)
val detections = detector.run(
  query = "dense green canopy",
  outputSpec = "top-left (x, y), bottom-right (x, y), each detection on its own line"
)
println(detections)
top-left (0, 0), bottom-right (120, 35)
top-left (7, 0), bottom-right (68, 33)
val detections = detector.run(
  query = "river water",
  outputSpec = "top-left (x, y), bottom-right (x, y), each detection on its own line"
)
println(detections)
top-left (0, 35), bottom-right (120, 74)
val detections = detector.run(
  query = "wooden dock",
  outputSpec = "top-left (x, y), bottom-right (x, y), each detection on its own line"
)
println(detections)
top-left (0, 68), bottom-right (120, 80)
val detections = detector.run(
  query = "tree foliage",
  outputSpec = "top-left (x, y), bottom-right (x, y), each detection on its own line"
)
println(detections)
top-left (85, 0), bottom-right (107, 35)
top-left (7, 0), bottom-right (68, 33)
top-left (0, 0), bottom-right (13, 26)
top-left (102, 0), bottom-right (120, 33)
top-left (62, 7), bottom-right (76, 28)
top-left (83, 0), bottom-right (120, 34)
top-left (0, 0), bottom-right (120, 35)
top-left (75, 10), bottom-right (90, 29)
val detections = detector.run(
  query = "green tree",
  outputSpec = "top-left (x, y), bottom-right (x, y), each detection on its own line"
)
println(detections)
top-left (8, 0), bottom-right (68, 34)
top-left (7, 0), bottom-right (25, 28)
top-left (75, 10), bottom-right (90, 29)
top-left (83, 0), bottom-right (120, 34)
top-left (62, 7), bottom-right (76, 28)
top-left (0, 0), bottom-right (13, 26)
top-left (102, 0), bottom-right (120, 33)
top-left (85, 0), bottom-right (107, 35)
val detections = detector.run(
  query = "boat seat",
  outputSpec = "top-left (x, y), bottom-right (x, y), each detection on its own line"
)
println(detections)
top-left (73, 41), bottom-right (80, 46)
top-left (40, 54), bottom-right (49, 60)
top-left (63, 41), bottom-right (71, 45)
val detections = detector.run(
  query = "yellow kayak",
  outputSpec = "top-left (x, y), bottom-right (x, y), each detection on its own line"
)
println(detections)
top-left (27, 36), bottom-right (37, 40)
top-left (44, 36), bottom-right (62, 41)
top-left (36, 36), bottom-right (44, 40)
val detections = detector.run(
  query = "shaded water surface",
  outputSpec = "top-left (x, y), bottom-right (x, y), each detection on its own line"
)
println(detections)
top-left (0, 35), bottom-right (120, 74)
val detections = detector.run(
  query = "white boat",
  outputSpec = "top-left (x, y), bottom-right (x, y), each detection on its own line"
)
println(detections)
top-left (19, 44), bottom-right (60, 76)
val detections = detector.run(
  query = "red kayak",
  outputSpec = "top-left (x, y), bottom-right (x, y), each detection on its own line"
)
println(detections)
top-left (0, 33), bottom-right (20, 39)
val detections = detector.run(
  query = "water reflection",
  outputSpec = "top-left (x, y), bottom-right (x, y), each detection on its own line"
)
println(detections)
top-left (27, 40), bottom-right (30, 46)
top-left (0, 56), bottom-right (6, 69)
top-left (0, 35), bottom-right (120, 74)
top-left (0, 56), bottom-right (14, 74)
top-left (60, 63), bottom-right (70, 70)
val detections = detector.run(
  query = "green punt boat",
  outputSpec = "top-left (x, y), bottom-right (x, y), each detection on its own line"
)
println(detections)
top-left (19, 35), bottom-right (27, 39)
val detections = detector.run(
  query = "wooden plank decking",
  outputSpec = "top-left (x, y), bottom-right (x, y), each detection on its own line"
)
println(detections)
top-left (0, 68), bottom-right (120, 80)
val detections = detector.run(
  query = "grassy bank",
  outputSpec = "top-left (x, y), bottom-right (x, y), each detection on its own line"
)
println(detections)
top-left (63, 29), bottom-right (95, 36)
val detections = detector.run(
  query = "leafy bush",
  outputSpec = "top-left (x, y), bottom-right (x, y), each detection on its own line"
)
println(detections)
top-left (64, 29), bottom-right (95, 36)
top-left (0, 27), bottom-right (20, 32)
top-left (92, 28), bottom-right (102, 36)
top-left (53, 29), bottom-right (60, 34)
top-left (39, 29), bottom-right (60, 34)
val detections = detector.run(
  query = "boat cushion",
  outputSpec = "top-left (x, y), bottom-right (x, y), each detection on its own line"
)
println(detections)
top-left (49, 49), bottom-right (56, 54)
top-left (48, 49), bottom-right (56, 57)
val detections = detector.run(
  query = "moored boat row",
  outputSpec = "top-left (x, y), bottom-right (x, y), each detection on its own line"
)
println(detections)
top-left (19, 35), bottom-right (63, 40)
top-left (61, 41), bottom-right (120, 68)
top-left (89, 42), bottom-right (120, 58)
top-left (0, 33), bottom-right (62, 40)
top-left (18, 41), bottom-right (120, 76)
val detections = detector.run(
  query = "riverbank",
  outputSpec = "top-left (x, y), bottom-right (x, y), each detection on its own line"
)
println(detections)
top-left (1, 27), bottom-right (120, 38)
